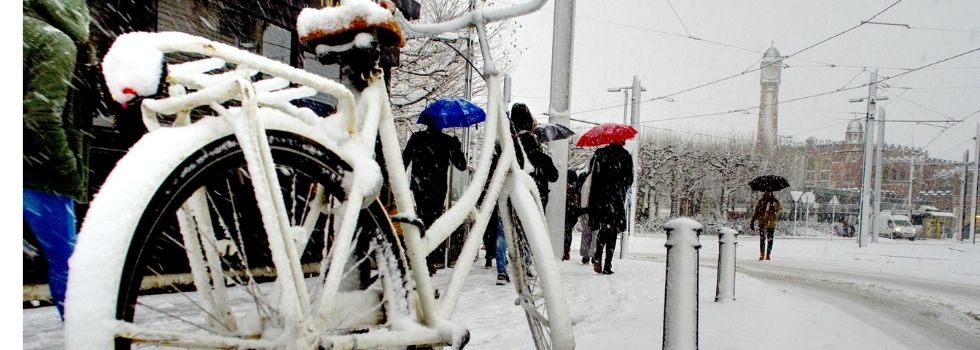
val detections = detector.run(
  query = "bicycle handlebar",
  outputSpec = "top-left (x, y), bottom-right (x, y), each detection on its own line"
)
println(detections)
top-left (395, 0), bottom-right (547, 36)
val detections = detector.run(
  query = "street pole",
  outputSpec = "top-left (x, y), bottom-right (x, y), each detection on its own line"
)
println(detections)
top-left (872, 108), bottom-right (886, 243)
top-left (958, 149), bottom-right (968, 240)
top-left (908, 158), bottom-right (913, 211)
top-left (545, 0), bottom-right (575, 258)
top-left (972, 121), bottom-right (979, 244)
top-left (621, 90), bottom-right (629, 123)
top-left (504, 74), bottom-right (512, 106)
top-left (908, 129), bottom-right (914, 213)
top-left (623, 75), bottom-right (642, 258)
top-left (794, 201), bottom-right (798, 237)
top-left (831, 202), bottom-right (837, 236)
top-left (452, 0), bottom-right (477, 267)
top-left (855, 70), bottom-right (881, 248)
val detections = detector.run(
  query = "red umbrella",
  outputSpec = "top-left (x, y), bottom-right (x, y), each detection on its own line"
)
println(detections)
top-left (576, 123), bottom-right (638, 147)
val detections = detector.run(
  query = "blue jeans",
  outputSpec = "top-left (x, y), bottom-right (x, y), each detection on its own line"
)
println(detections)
top-left (495, 215), bottom-right (508, 275)
top-left (23, 189), bottom-right (77, 319)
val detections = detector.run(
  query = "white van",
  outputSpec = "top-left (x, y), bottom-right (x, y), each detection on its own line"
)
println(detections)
top-left (876, 213), bottom-right (916, 240)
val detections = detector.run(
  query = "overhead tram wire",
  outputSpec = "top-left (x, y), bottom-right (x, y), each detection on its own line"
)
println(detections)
top-left (880, 89), bottom-right (957, 121)
top-left (891, 86), bottom-right (980, 90)
top-left (918, 107), bottom-right (980, 150)
top-left (933, 138), bottom-right (973, 160)
top-left (508, 0), bottom-right (977, 76)
top-left (570, 0), bottom-right (905, 118)
top-left (640, 47), bottom-right (980, 123)
top-left (664, 0), bottom-right (693, 37)
top-left (502, 0), bottom-right (899, 74)
top-left (838, 69), bottom-right (868, 91)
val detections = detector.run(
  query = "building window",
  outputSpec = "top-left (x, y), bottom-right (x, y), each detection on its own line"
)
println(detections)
top-left (820, 159), bottom-right (831, 183)
top-left (805, 157), bottom-right (816, 183)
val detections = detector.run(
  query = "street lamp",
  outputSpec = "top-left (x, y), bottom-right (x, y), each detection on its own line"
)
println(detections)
top-left (607, 86), bottom-right (648, 123)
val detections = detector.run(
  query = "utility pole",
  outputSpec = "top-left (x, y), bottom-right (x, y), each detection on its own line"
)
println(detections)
top-left (872, 108), bottom-right (886, 243)
top-left (504, 74), bottom-right (512, 106)
top-left (624, 75), bottom-right (642, 258)
top-left (850, 69), bottom-right (887, 248)
top-left (907, 157), bottom-right (913, 212)
top-left (958, 149), bottom-right (969, 240)
top-left (907, 128), bottom-right (915, 212)
top-left (545, 0), bottom-right (575, 257)
top-left (972, 122), bottom-right (979, 244)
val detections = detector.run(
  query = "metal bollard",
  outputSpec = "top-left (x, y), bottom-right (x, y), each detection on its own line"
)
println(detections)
top-left (715, 227), bottom-right (738, 303)
top-left (662, 217), bottom-right (703, 350)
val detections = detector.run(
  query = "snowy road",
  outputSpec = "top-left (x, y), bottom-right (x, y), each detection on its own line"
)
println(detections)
top-left (739, 260), bottom-right (980, 349)
top-left (629, 233), bottom-right (980, 350)
top-left (734, 250), bottom-right (980, 350)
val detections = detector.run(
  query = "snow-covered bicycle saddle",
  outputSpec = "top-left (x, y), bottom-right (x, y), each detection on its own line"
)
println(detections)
top-left (297, 0), bottom-right (405, 51)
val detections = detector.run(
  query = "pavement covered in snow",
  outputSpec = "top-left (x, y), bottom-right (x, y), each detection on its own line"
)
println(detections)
top-left (21, 230), bottom-right (980, 349)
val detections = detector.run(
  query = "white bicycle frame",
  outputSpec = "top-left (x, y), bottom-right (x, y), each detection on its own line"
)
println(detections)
top-left (96, 0), bottom-right (571, 348)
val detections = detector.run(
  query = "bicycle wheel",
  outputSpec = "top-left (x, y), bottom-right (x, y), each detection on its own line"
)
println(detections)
top-left (498, 183), bottom-right (575, 350)
top-left (65, 115), bottom-right (415, 349)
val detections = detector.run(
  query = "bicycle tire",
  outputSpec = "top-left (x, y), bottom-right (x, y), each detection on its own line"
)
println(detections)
top-left (499, 185), bottom-right (575, 350)
top-left (65, 114), bottom-right (414, 349)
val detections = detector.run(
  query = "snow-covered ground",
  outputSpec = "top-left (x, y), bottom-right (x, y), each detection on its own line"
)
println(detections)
top-left (22, 230), bottom-right (980, 349)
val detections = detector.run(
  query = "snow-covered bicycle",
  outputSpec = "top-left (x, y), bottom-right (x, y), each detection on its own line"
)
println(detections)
top-left (64, 0), bottom-right (574, 349)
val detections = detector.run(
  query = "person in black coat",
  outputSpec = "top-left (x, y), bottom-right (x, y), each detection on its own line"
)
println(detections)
top-left (510, 103), bottom-right (558, 207)
top-left (403, 122), bottom-right (467, 274)
top-left (586, 141), bottom-right (633, 274)
top-left (562, 169), bottom-right (582, 261)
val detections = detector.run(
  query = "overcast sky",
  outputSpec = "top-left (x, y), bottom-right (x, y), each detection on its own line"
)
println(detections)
top-left (505, 0), bottom-right (980, 160)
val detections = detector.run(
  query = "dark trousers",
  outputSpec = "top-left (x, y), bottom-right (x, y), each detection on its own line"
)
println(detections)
top-left (415, 193), bottom-right (445, 274)
top-left (593, 229), bottom-right (618, 271)
top-left (759, 227), bottom-right (774, 258)
top-left (483, 207), bottom-right (500, 261)
top-left (562, 214), bottom-right (578, 259)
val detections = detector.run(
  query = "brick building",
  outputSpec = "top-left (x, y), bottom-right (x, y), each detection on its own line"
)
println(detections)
top-left (797, 119), bottom-right (966, 216)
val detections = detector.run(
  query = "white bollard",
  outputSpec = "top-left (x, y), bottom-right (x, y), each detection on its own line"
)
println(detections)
top-left (662, 217), bottom-right (703, 350)
top-left (715, 227), bottom-right (738, 303)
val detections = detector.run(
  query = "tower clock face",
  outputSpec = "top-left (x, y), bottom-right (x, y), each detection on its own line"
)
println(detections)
top-left (763, 64), bottom-right (780, 81)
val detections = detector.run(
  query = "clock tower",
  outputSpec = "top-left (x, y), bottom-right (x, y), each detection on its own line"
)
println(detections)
top-left (756, 44), bottom-right (782, 154)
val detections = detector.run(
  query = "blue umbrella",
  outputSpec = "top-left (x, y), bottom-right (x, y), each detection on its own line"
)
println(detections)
top-left (417, 98), bottom-right (486, 129)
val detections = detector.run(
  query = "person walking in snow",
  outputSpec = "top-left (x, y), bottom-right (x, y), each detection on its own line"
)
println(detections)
top-left (750, 191), bottom-right (781, 260)
top-left (480, 143), bottom-right (510, 285)
top-left (403, 120), bottom-right (467, 274)
top-left (23, 0), bottom-right (92, 320)
top-left (562, 169), bottom-right (582, 261)
top-left (585, 141), bottom-right (633, 274)
top-left (510, 103), bottom-right (558, 207)
top-left (577, 166), bottom-right (599, 264)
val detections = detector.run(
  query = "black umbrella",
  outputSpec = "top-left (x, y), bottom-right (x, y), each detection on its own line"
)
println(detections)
top-left (748, 175), bottom-right (790, 192)
top-left (533, 122), bottom-right (576, 142)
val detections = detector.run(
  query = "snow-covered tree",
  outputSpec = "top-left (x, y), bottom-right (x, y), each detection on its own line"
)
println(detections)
top-left (390, 0), bottom-right (519, 123)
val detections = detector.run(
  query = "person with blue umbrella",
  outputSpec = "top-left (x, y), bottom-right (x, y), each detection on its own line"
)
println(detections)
top-left (403, 99), bottom-right (477, 275)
